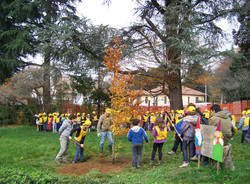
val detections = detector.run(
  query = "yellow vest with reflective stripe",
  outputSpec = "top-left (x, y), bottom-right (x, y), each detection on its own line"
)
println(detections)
top-left (75, 126), bottom-right (88, 142)
top-left (155, 126), bottom-right (167, 141)
top-left (244, 117), bottom-right (249, 127)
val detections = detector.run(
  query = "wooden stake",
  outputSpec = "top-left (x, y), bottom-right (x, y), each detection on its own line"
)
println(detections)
top-left (217, 162), bottom-right (220, 174)
top-left (198, 155), bottom-right (201, 169)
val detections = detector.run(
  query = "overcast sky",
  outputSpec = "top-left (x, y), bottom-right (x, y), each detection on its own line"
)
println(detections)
top-left (76, 0), bottom-right (137, 28)
top-left (76, 0), bottom-right (239, 50)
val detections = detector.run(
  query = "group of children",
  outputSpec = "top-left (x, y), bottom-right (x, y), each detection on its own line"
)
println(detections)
top-left (127, 105), bottom-right (249, 169)
top-left (35, 111), bottom-right (99, 133)
top-left (52, 105), bottom-right (249, 169)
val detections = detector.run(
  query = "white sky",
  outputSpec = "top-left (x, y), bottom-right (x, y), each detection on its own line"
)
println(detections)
top-left (30, 1), bottom-right (239, 65)
top-left (76, 0), bottom-right (137, 28)
top-left (76, 0), bottom-right (239, 50)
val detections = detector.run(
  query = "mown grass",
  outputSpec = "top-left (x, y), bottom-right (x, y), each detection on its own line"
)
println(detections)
top-left (0, 126), bottom-right (249, 184)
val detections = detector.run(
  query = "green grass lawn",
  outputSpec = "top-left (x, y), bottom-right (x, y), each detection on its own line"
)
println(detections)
top-left (0, 126), bottom-right (249, 184)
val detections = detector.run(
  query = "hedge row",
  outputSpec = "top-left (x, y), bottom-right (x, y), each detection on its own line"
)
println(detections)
top-left (0, 105), bottom-right (39, 126)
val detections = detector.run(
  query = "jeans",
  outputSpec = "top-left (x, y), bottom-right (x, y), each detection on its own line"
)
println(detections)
top-left (132, 144), bottom-right (143, 167)
top-left (43, 122), bottom-right (47, 132)
top-left (172, 133), bottom-right (182, 153)
top-left (73, 140), bottom-right (84, 162)
top-left (99, 131), bottom-right (113, 148)
top-left (241, 130), bottom-right (248, 143)
top-left (182, 140), bottom-right (194, 162)
top-left (151, 143), bottom-right (164, 161)
top-left (56, 136), bottom-right (69, 161)
top-left (56, 123), bottom-right (62, 131)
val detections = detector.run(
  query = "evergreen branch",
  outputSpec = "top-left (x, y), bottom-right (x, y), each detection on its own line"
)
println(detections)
top-left (145, 18), bottom-right (166, 42)
top-left (135, 29), bottom-right (162, 65)
top-left (151, 0), bottom-right (166, 14)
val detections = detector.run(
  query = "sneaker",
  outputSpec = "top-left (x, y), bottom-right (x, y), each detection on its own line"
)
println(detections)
top-left (231, 165), bottom-right (235, 171)
top-left (190, 155), bottom-right (198, 161)
top-left (158, 160), bottom-right (162, 165)
top-left (62, 160), bottom-right (70, 164)
top-left (150, 160), bottom-right (154, 166)
top-left (168, 151), bottom-right (176, 155)
top-left (72, 160), bottom-right (77, 164)
top-left (137, 165), bottom-right (141, 168)
top-left (55, 159), bottom-right (61, 164)
top-left (179, 162), bottom-right (189, 168)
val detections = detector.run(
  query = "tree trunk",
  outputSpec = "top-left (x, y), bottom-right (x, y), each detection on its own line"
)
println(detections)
top-left (43, 53), bottom-right (51, 112)
top-left (168, 69), bottom-right (183, 110)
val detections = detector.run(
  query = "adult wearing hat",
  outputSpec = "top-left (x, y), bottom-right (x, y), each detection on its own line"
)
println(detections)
top-left (97, 108), bottom-right (114, 154)
top-left (209, 104), bottom-right (235, 170)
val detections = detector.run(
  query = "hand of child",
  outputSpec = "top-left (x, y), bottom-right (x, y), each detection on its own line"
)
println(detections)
top-left (68, 136), bottom-right (72, 140)
top-left (80, 144), bottom-right (84, 148)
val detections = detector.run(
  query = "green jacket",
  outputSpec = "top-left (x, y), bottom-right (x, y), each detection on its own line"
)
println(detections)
top-left (209, 111), bottom-right (235, 145)
top-left (97, 113), bottom-right (113, 133)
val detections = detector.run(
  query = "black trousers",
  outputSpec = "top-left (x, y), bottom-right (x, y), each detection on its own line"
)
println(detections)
top-left (151, 142), bottom-right (164, 161)
top-left (241, 130), bottom-right (248, 143)
top-left (172, 133), bottom-right (182, 153)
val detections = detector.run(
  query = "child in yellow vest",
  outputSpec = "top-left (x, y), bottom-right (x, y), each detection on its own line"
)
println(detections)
top-left (150, 117), bottom-right (167, 165)
top-left (69, 120), bottom-right (92, 163)
top-left (238, 110), bottom-right (250, 143)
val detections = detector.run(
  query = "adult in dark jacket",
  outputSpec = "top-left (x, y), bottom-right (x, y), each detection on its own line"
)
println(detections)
top-left (209, 104), bottom-right (235, 171)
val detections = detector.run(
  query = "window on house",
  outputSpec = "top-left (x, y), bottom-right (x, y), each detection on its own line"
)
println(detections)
top-left (145, 97), bottom-right (148, 104)
top-left (188, 96), bottom-right (190, 104)
top-left (196, 97), bottom-right (199, 103)
top-left (164, 96), bottom-right (167, 104)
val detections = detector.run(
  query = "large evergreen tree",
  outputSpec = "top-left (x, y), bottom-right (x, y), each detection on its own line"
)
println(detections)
top-left (0, 0), bottom-right (41, 84)
top-left (122, 0), bottom-right (242, 110)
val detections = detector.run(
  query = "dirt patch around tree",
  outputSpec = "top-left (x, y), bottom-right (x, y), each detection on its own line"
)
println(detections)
top-left (57, 156), bottom-right (131, 176)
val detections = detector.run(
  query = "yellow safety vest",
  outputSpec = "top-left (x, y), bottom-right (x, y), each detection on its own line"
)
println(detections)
top-left (152, 115), bottom-right (156, 123)
top-left (93, 115), bottom-right (98, 121)
top-left (84, 118), bottom-right (92, 127)
top-left (75, 126), bottom-right (88, 142)
top-left (176, 117), bottom-right (183, 125)
top-left (205, 112), bottom-right (210, 119)
top-left (144, 115), bottom-right (149, 122)
top-left (155, 126), bottom-right (167, 141)
top-left (77, 116), bottom-right (81, 124)
top-left (39, 117), bottom-right (43, 124)
top-left (54, 116), bottom-right (60, 123)
top-left (170, 113), bottom-right (175, 121)
top-left (244, 117), bottom-right (249, 127)
top-left (43, 116), bottom-right (47, 122)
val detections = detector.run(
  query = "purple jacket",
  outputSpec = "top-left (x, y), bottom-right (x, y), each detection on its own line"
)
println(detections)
top-left (153, 127), bottom-right (166, 143)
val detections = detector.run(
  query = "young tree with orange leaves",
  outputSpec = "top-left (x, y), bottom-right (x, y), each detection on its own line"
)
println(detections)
top-left (104, 37), bottom-right (143, 160)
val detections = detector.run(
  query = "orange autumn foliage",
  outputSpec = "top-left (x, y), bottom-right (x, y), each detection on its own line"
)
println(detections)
top-left (104, 37), bottom-right (143, 137)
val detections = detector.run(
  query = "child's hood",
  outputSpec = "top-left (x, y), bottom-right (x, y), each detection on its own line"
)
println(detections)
top-left (131, 126), bottom-right (141, 133)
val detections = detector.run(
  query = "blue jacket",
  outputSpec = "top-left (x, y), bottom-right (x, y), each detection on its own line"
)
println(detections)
top-left (127, 126), bottom-right (149, 144)
top-left (176, 118), bottom-right (184, 134)
top-left (238, 115), bottom-right (249, 131)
